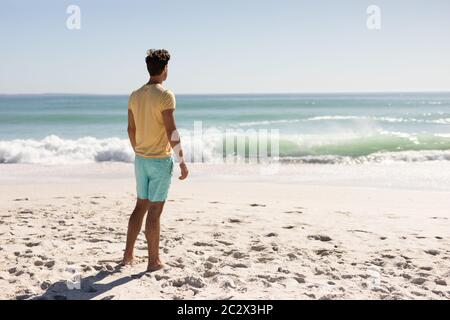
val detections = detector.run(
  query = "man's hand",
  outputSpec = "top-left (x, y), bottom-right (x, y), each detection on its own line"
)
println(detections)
top-left (179, 162), bottom-right (189, 180)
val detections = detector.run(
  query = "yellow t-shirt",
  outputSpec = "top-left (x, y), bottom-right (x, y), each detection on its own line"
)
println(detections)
top-left (128, 84), bottom-right (176, 158)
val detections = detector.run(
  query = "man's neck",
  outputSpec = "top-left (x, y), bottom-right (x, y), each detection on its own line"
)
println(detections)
top-left (148, 77), bottom-right (163, 85)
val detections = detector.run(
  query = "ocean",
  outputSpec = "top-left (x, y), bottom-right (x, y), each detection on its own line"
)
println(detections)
top-left (1, 92), bottom-right (450, 164)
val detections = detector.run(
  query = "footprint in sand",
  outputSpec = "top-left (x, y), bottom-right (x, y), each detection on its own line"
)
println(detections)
top-left (203, 270), bottom-right (219, 278)
top-left (369, 258), bottom-right (385, 267)
top-left (250, 244), bottom-right (267, 252)
top-left (419, 266), bottom-right (433, 271)
top-left (277, 267), bottom-right (290, 274)
top-left (173, 235), bottom-right (184, 242)
top-left (227, 263), bottom-right (249, 269)
top-left (348, 229), bottom-right (372, 234)
top-left (257, 256), bottom-right (275, 263)
top-left (40, 280), bottom-right (52, 290)
top-left (171, 276), bottom-right (205, 288)
top-left (232, 251), bottom-right (248, 259)
top-left (154, 274), bottom-right (170, 281)
top-left (13, 198), bottom-right (29, 201)
top-left (25, 242), bottom-right (40, 247)
top-left (308, 235), bottom-right (332, 242)
top-left (287, 253), bottom-right (297, 260)
top-left (411, 277), bottom-right (427, 285)
top-left (385, 213), bottom-right (402, 219)
top-left (206, 256), bottom-right (219, 263)
top-left (193, 241), bottom-right (215, 247)
top-left (93, 265), bottom-right (104, 271)
top-left (220, 280), bottom-right (237, 289)
top-left (216, 240), bottom-right (233, 246)
top-left (15, 270), bottom-right (25, 276)
top-left (34, 260), bottom-right (44, 267)
top-left (424, 249), bottom-right (440, 256)
top-left (257, 274), bottom-right (286, 283)
top-left (435, 279), bottom-right (447, 286)
top-left (8, 267), bottom-right (17, 274)
top-left (166, 261), bottom-right (185, 269)
top-left (18, 209), bottom-right (33, 214)
top-left (222, 249), bottom-right (237, 256)
top-left (249, 203), bottom-right (266, 207)
top-left (315, 249), bottom-right (341, 257)
top-left (336, 211), bottom-right (351, 216)
top-left (396, 261), bottom-right (414, 270)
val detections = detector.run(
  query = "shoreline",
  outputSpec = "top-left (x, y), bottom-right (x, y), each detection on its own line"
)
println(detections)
top-left (1, 161), bottom-right (450, 191)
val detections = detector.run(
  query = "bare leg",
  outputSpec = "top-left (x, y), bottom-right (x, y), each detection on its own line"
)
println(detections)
top-left (145, 201), bottom-right (165, 272)
top-left (122, 198), bottom-right (150, 265)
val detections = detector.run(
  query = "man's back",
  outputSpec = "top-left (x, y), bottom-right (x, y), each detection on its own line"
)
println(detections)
top-left (128, 83), bottom-right (176, 158)
top-left (123, 48), bottom-right (188, 271)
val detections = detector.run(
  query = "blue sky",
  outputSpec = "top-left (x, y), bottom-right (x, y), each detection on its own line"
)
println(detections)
top-left (1, 0), bottom-right (449, 94)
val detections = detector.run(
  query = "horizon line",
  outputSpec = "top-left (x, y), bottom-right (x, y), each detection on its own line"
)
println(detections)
top-left (1, 90), bottom-right (450, 97)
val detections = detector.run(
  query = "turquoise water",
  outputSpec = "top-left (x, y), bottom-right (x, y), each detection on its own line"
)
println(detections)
top-left (1, 92), bottom-right (450, 163)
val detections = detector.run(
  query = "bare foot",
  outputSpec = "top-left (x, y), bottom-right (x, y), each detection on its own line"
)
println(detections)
top-left (119, 255), bottom-right (134, 267)
top-left (146, 260), bottom-right (165, 273)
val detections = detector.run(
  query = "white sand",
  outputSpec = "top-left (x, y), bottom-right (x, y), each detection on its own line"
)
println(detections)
top-left (0, 162), bottom-right (449, 300)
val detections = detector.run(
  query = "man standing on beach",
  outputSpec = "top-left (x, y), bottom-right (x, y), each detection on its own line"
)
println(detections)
top-left (123, 49), bottom-right (188, 272)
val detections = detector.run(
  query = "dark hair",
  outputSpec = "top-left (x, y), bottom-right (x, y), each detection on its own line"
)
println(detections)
top-left (145, 49), bottom-right (171, 76)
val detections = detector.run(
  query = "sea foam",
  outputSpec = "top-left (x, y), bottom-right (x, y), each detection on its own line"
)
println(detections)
top-left (0, 135), bottom-right (134, 164)
top-left (2, 134), bottom-right (450, 165)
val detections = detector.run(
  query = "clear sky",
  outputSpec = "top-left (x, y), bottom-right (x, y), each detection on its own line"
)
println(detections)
top-left (1, 0), bottom-right (449, 94)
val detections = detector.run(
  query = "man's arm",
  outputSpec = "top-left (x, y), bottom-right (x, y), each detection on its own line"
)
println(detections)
top-left (127, 109), bottom-right (136, 151)
top-left (162, 109), bottom-right (188, 180)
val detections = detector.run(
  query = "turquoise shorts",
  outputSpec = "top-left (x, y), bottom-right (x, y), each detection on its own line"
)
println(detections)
top-left (134, 155), bottom-right (174, 202)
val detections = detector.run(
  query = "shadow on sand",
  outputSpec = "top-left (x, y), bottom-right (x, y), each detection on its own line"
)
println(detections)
top-left (33, 266), bottom-right (147, 300)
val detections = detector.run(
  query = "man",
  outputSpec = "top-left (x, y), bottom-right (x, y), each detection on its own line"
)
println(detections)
top-left (123, 49), bottom-right (188, 272)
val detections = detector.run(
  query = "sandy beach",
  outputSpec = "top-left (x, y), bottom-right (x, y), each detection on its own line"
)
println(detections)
top-left (0, 162), bottom-right (449, 300)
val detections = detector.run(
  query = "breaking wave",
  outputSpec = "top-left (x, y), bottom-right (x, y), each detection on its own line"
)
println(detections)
top-left (1, 132), bottom-right (450, 165)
